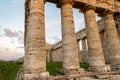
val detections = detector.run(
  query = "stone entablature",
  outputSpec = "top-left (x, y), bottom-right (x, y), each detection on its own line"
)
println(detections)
top-left (47, 0), bottom-right (120, 12)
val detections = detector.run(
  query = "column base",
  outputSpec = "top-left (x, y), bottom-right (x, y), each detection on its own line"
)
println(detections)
top-left (63, 68), bottom-right (85, 75)
top-left (94, 65), bottom-right (112, 79)
top-left (69, 77), bottom-right (86, 80)
top-left (95, 75), bottom-right (112, 79)
top-left (24, 72), bottom-right (49, 80)
top-left (63, 68), bottom-right (86, 80)
top-left (88, 65), bottom-right (109, 72)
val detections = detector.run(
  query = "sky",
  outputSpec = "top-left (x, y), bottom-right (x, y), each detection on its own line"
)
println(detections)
top-left (45, 2), bottom-right (85, 44)
top-left (0, 0), bottom-right (24, 50)
top-left (0, 0), bottom-right (25, 60)
top-left (0, 0), bottom-right (97, 60)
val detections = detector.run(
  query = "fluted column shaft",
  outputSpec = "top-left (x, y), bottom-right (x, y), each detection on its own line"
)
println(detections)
top-left (118, 26), bottom-right (120, 40)
top-left (82, 38), bottom-right (88, 62)
top-left (99, 31), bottom-right (109, 64)
top-left (77, 41), bottom-right (80, 52)
top-left (61, 0), bottom-right (80, 74)
top-left (82, 38), bottom-right (87, 51)
top-left (114, 14), bottom-right (120, 41)
top-left (46, 51), bottom-right (50, 62)
top-left (24, 0), bottom-right (47, 79)
top-left (77, 41), bottom-right (82, 62)
top-left (84, 5), bottom-right (107, 72)
top-left (102, 11), bottom-right (120, 66)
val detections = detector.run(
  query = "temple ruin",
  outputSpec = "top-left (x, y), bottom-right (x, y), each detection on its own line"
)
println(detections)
top-left (24, 0), bottom-right (120, 80)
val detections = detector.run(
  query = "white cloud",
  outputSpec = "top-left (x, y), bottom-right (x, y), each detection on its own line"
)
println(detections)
top-left (17, 34), bottom-right (24, 44)
top-left (0, 27), bottom-right (24, 50)
top-left (4, 28), bottom-right (19, 38)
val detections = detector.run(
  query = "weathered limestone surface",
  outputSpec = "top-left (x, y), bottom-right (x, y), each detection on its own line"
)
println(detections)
top-left (52, 19), bottom-right (105, 50)
top-left (24, 0), bottom-right (120, 79)
top-left (50, 17), bottom-right (119, 63)
top-left (61, 0), bottom-right (80, 74)
top-left (52, 18), bottom-right (105, 50)
top-left (99, 31), bottom-right (109, 64)
top-left (47, 0), bottom-right (120, 13)
top-left (24, 0), bottom-right (29, 47)
top-left (52, 47), bottom-right (62, 62)
top-left (46, 44), bottom-right (53, 62)
top-left (83, 5), bottom-right (107, 72)
top-left (82, 38), bottom-right (87, 51)
top-left (77, 41), bottom-right (82, 62)
top-left (114, 14), bottom-right (120, 41)
top-left (102, 11), bottom-right (120, 69)
top-left (75, 0), bottom-right (120, 12)
top-left (53, 41), bottom-right (62, 50)
top-left (82, 38), bottom-right (88, 62)
top-left (24, 0), bottom-right (48, 79)
top-left (77, 41), bottom-right (80, 53)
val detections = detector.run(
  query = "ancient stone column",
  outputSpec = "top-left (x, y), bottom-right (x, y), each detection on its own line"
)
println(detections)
top-left (49, 50), bottom-right (53, 62)
top-left (46, 51), bottom-right (50, 63)
top-left (77, 41), bottom-right (80, 53)
top-left (116, 14), bottom-right (120, 41)
top-left (24, 0), bottom-right (29, 47)
top-left (82, 38), bottom-right (88, 62)
top-left (24, 0), bottom-right (49, 79)
top-left (83, 5), bottom-right (107, 72)
top-left (82, 38), bottom-right (87, 51)
top-left (102, 11), bottom-right (120, 69)
top-left (118, 26), bottom-right (120, 40)
top-left (60, 0), bottom-right (80, 74)
top-left (99, 31), bottom-right (109, 64)
top-left (77, 40), bottom-right (82, 62)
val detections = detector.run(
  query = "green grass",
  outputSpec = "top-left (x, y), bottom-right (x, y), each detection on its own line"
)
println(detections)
top-left (80, 62), bottom-right (90, 70)
top-left (0, 61), bottom-right (90, 79)
top-left (47, 62), bottom-right (90, 76)
top-left (47, 62), bottom-right (63, 76)
top-left (0, 61), bottom-right (21, 80)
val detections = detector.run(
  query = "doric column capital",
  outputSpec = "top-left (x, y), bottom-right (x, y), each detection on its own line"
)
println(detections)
top-left (98, 10), bottom-right (114, 17)
top-left (79, 5), bottom-right (96, 13)
top-left (57, 0), bottom-right (74, 8)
